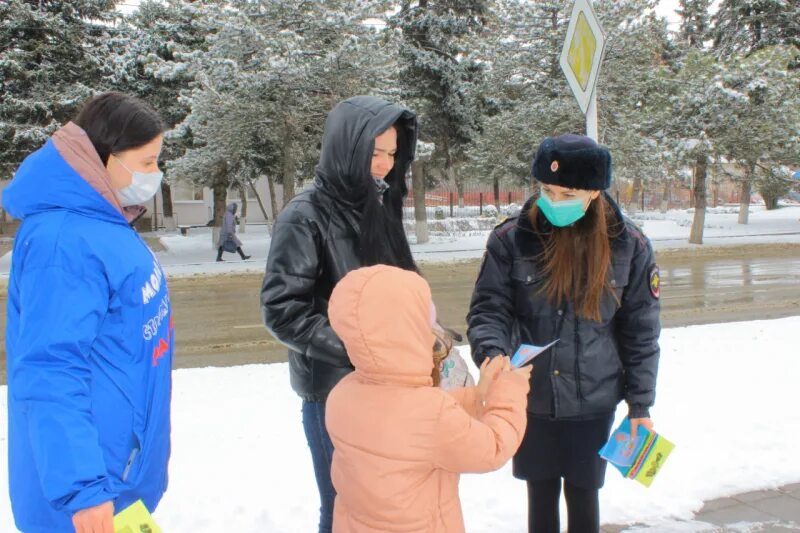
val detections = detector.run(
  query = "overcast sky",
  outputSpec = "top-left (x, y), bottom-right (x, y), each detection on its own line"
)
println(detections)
top-left (116, 0), bottom-right (725, 36)
top-left (655, 0), bottom-right (721, 26)
top-left (118, 1), bottom-right (719, 23)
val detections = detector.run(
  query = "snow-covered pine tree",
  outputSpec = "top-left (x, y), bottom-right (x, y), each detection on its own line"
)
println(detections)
top-left (713, 44), bottom-right (800, 221)
top-left (594, 0), bottom-right (675, 215)
top-left (390, 0), bottom-right (490, 208)
top-left (677, 0), bottom-right (713, 48)
top-left (111, 0), bottom-right (211, 227)
top-left (466, 0), bottom-right (677, 216)
top-left (0, 0), bottom-right (117, 179)
top-left (713, 0), bottom-right (800, 60)
top-left (167, 0), bottom-right (387, 235)
top-left (712, 0), bottom-right (800, 221)
top-left (464, 0), bottom-right (580, 195)
top-left (673, 0), bottom-right (716, 242)
top-left (665, 49), bottom-right (721, 243)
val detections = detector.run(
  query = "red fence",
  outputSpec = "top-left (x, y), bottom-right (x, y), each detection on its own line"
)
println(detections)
top-left (403, 179), bottom-right (752, 220)
top-left (402, 182), bottom-right (531, 219)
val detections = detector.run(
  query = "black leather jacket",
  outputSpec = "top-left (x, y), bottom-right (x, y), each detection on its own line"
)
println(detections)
top-left (261, 96), bottom-right (417, 401)
top-left (467, 194), bottom-right (661, 420)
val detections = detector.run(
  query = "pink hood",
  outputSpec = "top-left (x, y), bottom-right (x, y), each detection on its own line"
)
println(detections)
top-left (329, 265), bottom-right (436, 387)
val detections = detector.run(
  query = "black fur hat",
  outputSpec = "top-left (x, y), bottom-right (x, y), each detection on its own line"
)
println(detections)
top-left (532, 134), bottom-right (612, 190)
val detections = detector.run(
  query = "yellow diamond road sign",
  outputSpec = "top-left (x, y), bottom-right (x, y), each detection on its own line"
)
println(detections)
top-left (560, 0), bottom-right (606, 114)
top-left (568, 13), bottom-right (597, 91)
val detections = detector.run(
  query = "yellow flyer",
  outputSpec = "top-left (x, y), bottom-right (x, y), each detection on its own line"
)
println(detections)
top-left (113, 500), bottom-right (162, 533)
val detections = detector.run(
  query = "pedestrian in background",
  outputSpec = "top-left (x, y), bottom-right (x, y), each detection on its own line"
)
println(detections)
top-left (216, 202), bottom-right (251, 261)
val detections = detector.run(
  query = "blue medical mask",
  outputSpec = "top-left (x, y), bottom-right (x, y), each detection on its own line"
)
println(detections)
top-left (536, 190), bottom-right (589, 227)
top-left (113, 156), bottom-right (163, 207)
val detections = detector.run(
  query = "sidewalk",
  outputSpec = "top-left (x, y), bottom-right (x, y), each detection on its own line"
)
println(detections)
top-left (1, 205), bottom-right (799, 277)
top-left (603, 484), bottom-right (800, 532)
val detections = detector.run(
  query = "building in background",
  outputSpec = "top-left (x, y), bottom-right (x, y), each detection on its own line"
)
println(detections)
top-left (147, 176), bottom-right (285, 230)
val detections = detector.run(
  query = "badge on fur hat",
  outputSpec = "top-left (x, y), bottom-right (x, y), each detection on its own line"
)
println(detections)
top-left (550, 160), bottom-right (559, 172)
top-left (648, 265), bottom-right (661, 299)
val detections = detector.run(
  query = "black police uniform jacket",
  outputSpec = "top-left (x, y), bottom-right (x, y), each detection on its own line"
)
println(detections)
top-left (467, 194), bottom-right (661, 420)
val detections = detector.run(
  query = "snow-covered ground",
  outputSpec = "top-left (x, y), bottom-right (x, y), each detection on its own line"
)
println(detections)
top-left (1, 204), bottom-right (798, 277)
top-left (1, 316), bottom-right (798, 532)
top-left (161, 204), bottom-right (800, 274)
top-left (632, 204), bottom-right (800, 242)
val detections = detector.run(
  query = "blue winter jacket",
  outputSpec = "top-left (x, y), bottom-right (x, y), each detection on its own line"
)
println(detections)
top-left (3, 136), bottom-right (173, 532)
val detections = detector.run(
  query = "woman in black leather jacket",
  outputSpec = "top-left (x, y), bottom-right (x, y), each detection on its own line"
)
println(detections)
top-left (467, 134), bottom-right (661, 533)
top-left (260, 96), bottom-right (418, 533)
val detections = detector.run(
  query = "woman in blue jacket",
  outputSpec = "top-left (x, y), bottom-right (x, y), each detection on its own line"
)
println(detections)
top-left (468, 134), bottom-right (661, 533)
top-left (4, 92), bottom-right (173, 533)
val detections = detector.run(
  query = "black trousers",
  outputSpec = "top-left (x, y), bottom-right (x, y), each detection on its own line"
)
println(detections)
top-left (527, 478), bottom-right (600, 533)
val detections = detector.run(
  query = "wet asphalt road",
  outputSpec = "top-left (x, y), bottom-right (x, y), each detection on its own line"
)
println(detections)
top-left (1, 243), bottom-right (798, 384)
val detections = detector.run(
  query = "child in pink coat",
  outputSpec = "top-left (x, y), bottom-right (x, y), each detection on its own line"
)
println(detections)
top-left (326, 265), bottom-right (530, 532)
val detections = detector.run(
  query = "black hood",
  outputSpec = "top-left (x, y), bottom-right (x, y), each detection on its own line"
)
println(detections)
top-left (315, 95), bottom-right (418, 206)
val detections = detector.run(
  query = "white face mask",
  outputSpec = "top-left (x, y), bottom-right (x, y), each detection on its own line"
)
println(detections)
top-left (113, 157), bottom-right (163, 207)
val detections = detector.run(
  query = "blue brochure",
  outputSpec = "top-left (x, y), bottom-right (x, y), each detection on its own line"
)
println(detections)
top-left (599, 417), bottom-right (676, 487)
top-left (510, 340), bottom-right (559, 368)
top-left (598, 417), bottom-right (647, 470)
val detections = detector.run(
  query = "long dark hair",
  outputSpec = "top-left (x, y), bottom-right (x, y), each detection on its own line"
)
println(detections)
top-left (358, 125), bottom-right (417, 272)
top-left (73, 92), bottom-right (164, 165)
top-left (530, 193), bottom-right (622, 321)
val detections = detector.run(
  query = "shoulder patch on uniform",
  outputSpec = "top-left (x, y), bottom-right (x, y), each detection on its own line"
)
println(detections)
top-left (648, 264), bottom-right (661, 299)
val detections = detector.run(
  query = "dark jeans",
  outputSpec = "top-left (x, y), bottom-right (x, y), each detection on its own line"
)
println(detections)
top-left (302, 400), bottom-right (336, 533)
top-left (527, 478), bottom-right (600, 533)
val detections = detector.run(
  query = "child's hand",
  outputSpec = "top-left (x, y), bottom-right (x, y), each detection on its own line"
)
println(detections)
top-left (477, 356), bottom-right (508, 401)
top-left (512, 364), bottom-right (533, 380)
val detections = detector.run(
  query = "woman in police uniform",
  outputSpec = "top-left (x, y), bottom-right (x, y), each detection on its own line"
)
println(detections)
top-left (467, 134), bottom-right (661, 533)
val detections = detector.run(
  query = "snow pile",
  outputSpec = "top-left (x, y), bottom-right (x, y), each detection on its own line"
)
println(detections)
top-left (2, 317), bottom-right (799, 532)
